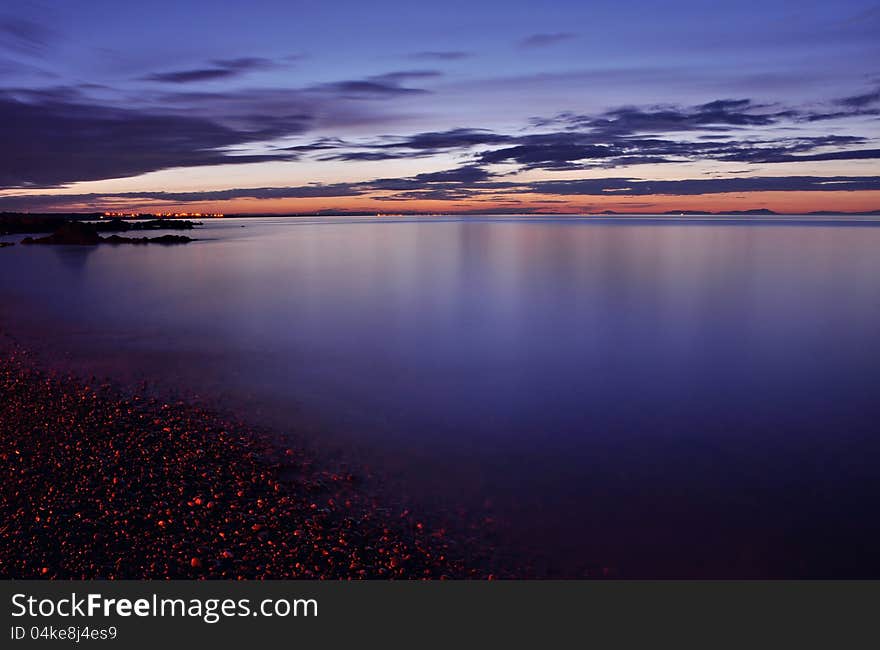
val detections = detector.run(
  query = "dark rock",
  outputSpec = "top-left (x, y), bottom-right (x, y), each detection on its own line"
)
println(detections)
top-left (148, 234), bottom-right (194, 244)
top-left (21, 221), bottom-right (102, 245)
top-left (94, 218), bottom-right (133, 232)
top-left (95, 219), bottom-right (200, 233)
top-left (0, 213), bottom-right (92, 235)
top-left (1, 213), bottom-right (200, 237)
top-left (103, 234), bottom-right (194, 244)
top-left (21, 222), bottom-right (194, 246)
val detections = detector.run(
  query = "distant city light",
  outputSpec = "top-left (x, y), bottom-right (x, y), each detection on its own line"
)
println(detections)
top-left (102, 211), bottom-right (224, 218)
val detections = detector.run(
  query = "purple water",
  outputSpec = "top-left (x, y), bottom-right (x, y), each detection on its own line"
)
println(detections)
top-left (2, 215), bottom-right (880, 576)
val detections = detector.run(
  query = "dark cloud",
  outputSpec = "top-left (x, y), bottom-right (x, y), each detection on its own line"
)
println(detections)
top-left (305, 128), bottom-right (512, 162)
top-left (378, 165), bottom-right (493, 186)
top-left (479, 143), bottom-right (615, 169)
top-left (152, 82), bottom-right (425, 133)
top-left (383, 128), bottom-right (512, 150)
top-left (0, 61), bottom-right (442, 188)
top-left (156, 78), bottom-right (434, 132)
top-left (132, 184), bottom-right (362, 202)
top-left (281, 137), bottom-right (350, 153)
top-left (560, 99), bottom-right (790, 135)
top-left (475, 132), bottom-right (874, 171)
top-left (214, 57), bottom-right (276, 70)
top-left (802, 108), bottom-right (880, 122)
top-left (0, 185), bottom-right (358, 211)
top-left (719, 146), bottom-right (880, 164)
top-left (370, 70), bottom-right (443, 83)
top-left (319, 151), bottom-right (408, 162)
top-left (6, 169), bottom-right (877, 212)
top-left (519, 32), bottom-right (577, 48)
top-left (3, 69), bottom-right (878, 197)
top-left (411, 51), bottom-right (472, 60)
top-left (380, 188), bottom-right (476, 201)
top-left (523, 176), bottom-right (880, 196)
top-left (0, 93), bottom-right (303, 189)
top-left (313, 70), bottom-right (439, 98)
top-left (277, 94), bottom-right (878, 174)
top-left (0, 165), bottom-right (501, 209)
top-left (369, 165), bottom-right (499, 201)
top-left (318, 80), bottom-right (427, 97)
top-left (837, 86), bottom-right (880, 108)
top-left (143, 68), bottom-right (240, 83)
top-left (769, 148), bottom-right (880, 163)
top-left (142, 57), bottom-right (276, 83)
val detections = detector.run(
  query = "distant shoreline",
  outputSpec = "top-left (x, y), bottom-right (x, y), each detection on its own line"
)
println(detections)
top-left (4, 209), bottom-right (880, 220)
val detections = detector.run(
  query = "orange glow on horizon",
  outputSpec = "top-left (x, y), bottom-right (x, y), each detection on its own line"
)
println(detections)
top-left (68, 190), bottom-right (880, 216)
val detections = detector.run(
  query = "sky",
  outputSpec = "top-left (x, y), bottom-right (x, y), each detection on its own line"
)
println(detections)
top-left (0, 0), bottom-right (878, 214)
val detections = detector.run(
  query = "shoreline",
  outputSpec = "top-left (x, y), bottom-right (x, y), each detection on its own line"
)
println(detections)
top-left (0, 334), bottom-right (490, 579)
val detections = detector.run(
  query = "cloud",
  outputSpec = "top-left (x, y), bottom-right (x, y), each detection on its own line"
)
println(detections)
top-left (292, 97), bottom-right (874, 173)
top-left (371, 165), bottom-right (494, 189)
top-left (141, 57), bottom-right (277, 83)
top-left (312, 70), bottom-right (440, 98)
top-left (0, 92), bottom-right (303, 189)
top-left (479, 143), bottom-right (616, 169)
top-left (0, 60), bottom-right (448, 188)
top-left (144, 68), bottom-right (242, 83)
top-left (519, 32), bottom-right (577, 48)
top-left (0, 55), bottom-right (57, 78)
top-left (4, 170), bottom-right (878, 212)
top-left (367, 166), bottom-right (498, 201)
top-left (153, 86), bottom-right (409, 132)
top-left (370, 69), bottom-right (443, 83)
top-left (836, 86), bottom-right (880, 108)
top-left (4, 66), bottom-right (879, 198)
top-left (0, 164), bottom-right (502, 210)
top-left (374, 128), bottom-right (511, 150)
top-left (0, 185), bottom-right (358, 211)
top-left (411, 51), bottom-right (472, 60)
top-left (0, 13), bottom-right (53, 55)
top-left (522, 176), bottom-right (880, 196)
top-left (473, 132), bottom-right (876, 171)
top-left (310, 128), bottom-right (513, 161)
top-left (316, 80), bottom-right (428, 97)
top-left (552, 99), bottom-right (792, 135)
top-left (131, 184), bottom-right (363, 201)
top-left (718, 145), bottom-right (880, 164)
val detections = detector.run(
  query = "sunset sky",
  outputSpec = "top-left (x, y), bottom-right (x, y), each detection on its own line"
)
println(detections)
top-left (1, 0), bottom-right (879, 214)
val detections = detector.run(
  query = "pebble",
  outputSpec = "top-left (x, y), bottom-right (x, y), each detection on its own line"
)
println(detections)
top-left (0, 342), bottom-right (493, 579)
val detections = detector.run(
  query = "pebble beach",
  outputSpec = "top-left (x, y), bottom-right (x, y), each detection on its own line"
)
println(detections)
top-left (0, 337), bottom-right (490, 579)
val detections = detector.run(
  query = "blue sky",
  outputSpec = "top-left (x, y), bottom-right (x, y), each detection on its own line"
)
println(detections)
top-left (1, 0), bottom-right (878, 213)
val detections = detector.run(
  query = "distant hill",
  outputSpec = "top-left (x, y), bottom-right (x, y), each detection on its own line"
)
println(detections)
top-left (660, 208), bottom-right (778, 216)
top-left (805, 210), bottom-right (880, 216)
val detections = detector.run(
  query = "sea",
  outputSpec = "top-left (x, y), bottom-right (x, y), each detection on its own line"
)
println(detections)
top-left (2, 214), bottom-right (879, 576)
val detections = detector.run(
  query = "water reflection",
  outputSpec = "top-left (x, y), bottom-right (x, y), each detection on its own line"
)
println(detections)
top-left (1, 216), bottom-right (879, 576)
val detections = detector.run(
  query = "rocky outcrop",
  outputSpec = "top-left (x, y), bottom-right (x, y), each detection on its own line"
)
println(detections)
top-left (2, 213), bottom-right (200, 237)
top-left (21, 221), bottom-right (101, 245)
top-left (0, 214), bottom-right (82, 235)
top-left (103, 234), bottom-right (194, 244)
top-left (95, 218), bottom-right (200, 232)
top-left (21, 221), bottom-right (194, 245)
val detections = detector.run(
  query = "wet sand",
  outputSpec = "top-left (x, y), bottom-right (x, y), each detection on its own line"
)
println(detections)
top-left (0, 334), bottom-right (492, 579)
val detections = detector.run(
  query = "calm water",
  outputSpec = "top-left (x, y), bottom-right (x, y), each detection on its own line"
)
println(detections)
top-left (2, 215), bottom-right (880, 577)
